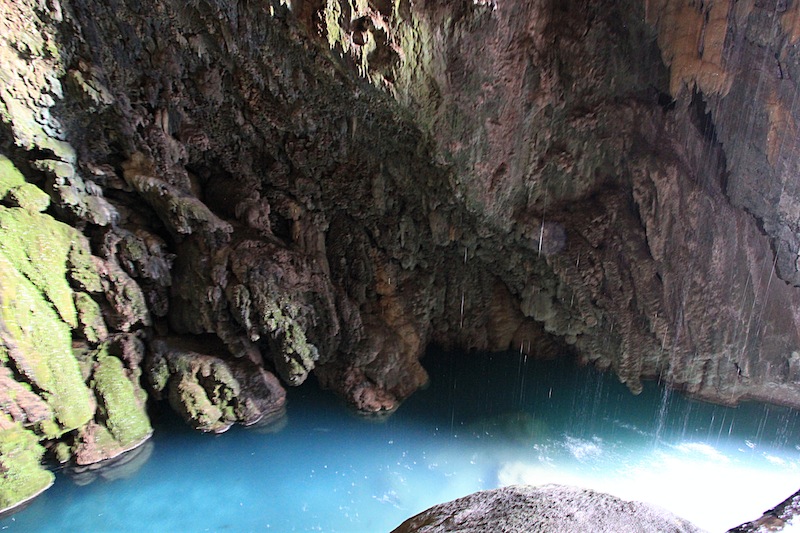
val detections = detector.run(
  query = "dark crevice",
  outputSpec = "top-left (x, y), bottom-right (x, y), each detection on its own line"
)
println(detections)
top-left (688, 88), bottom-right (717, 145)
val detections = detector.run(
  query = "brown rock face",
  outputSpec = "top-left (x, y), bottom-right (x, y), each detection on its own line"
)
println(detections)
top-left (1, 0), bottom-right (800, 426)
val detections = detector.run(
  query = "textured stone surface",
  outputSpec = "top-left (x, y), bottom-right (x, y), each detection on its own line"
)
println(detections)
top-left (0, 415), bottom-right (54, 515)
top-left (391, 484), bottom-right (702, 533)
top-left (0, 3), bottom-right (152, 510)
top-left (2, 0), bottom-right (800, 512)
top-left (147, 338), bottom-right (286, 433)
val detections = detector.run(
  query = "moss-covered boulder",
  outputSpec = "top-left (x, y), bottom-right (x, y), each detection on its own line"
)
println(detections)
top-left (0, 159), bottom-right (152, 507)
top-left (94, 351), bottom-right (151, 444)
top-left (148, 338), bottom-right (286, 433)
top-left (0, 208), bottom-right (96, 435)
top-left (72, 346), bottom-right (152, 465)
top-left (0, 417), bottom-right (54, 514)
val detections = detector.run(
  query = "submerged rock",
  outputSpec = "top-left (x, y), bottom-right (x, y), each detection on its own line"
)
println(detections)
top-left (391, 484), bottom-right (703, 533)
top-left (466, 412), bottom-right (550, 444)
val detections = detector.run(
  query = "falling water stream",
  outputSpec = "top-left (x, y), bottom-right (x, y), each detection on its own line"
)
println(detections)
top-left (3, 349), bottom-right (800, 532)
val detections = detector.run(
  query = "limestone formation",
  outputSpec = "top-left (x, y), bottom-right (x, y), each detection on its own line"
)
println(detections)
top-left (147, 338), bottom-right (286, 433)
top-left (1, 0), bottom-right (800, 514)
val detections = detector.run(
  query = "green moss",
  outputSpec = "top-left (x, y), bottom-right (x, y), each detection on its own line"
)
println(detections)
top-left (74, 292), bottom-right (107, 344)
top-left (32, 159), bottom-right (74, 181)
top-left (208, 361), bottom-right (239, 401)
top-left (72, 343), bottom-right (94, 381)
top-left (0, 422), bottom-right (54, 512)
top-left (0, 207), bottom-right (80, 327)
top-left (0, 248), bottom-right (93, 434)
top-left (4, 183), bottom-right (50, 212)
top-left (0, 155), bottom-right (26, 198)
top-left (52, 442), bottom-right (71, 464)
top-left (99, 261), bottom-right (150, 331)
top-left (92, 350), bottom-right (152, 447)
top-left (0, 96), bottom-right (75, 163)
top-left (0, 157), bottom-right (50, 213)
top-left (122, 167), bottom-right (230, 237)
top-left (169, 376), bottom-right (224, 431)
top-left (148, 354), bottom-right (170, 394)
top-left (67, 234), bottom-right (103, 293)
top-left (36, 419), bottom-right (61, 440)
top-left (90, 424), bottom-right (120, 458)
top-left (159, 352), bottom-right (248, 432)
top-left (258, 299), bottom-right (317, 385)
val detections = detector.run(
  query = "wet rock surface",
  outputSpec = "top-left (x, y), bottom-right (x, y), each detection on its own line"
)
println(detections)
top-left (391, 484), bottom-right (703, 533)
top-left (147, 337), bottom-right (286, 433)
top-left (1, 0), bottom-right (800, 513)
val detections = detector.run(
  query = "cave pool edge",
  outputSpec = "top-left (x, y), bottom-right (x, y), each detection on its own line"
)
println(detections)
top-left (2, 348), bottom-right (800, 532)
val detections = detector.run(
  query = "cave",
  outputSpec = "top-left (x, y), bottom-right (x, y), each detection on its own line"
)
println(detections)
top-left (2, 0), bottom-right (800, 530)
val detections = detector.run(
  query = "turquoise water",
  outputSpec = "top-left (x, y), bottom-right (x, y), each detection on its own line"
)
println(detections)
top-left (3, 350), bottom-right (800, 532)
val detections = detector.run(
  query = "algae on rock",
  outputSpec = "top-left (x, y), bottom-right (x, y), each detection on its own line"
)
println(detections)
top-left (148, 338), bottom-right (286, 433)
top-left (0, 417), bottom-right (54, 514)
top-left (91, 349), bottom-right (152, 449)
top-left (0, 159), bottom-right (151, 507)
top-left (0, 207), bottom-right (95, 435)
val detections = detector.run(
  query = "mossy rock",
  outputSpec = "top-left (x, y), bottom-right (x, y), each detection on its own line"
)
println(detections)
top-left (67, 237), bottom-right (103, 294)
top-left (0, 421), bottom-right (54, 513)
top-left (258, 299), bottom-right (318, 386)
top-left (0, 203), bottom-right (105, 437)
top-left (92, 350), bottom-right (152, 447)
top-left (163, 354), bottom-right (241, 433)
top-left (0, 96), bottom-right (75, 163)
top-left (100, 260), bottom-right (151, 332)
top-left (4, 183), bottom-right (50, 213)
top-left (168, 376), bottom-right (227, 433)
top-left (0, 250), bottom-right (94, 435)
top-left (147, 352), bottom-right (171, 396)
top-left (74, 292), bottom-right (108, 344)
top-left (0, 155), bottom-right (26, 198)
top-left (0, 206), bottom-right (80, 327)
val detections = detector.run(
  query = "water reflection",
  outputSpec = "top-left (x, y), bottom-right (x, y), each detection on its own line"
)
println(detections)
top-left (67, 441), bottom-right (154, 486)
top-left (2, 350), bottom-right (800, 532)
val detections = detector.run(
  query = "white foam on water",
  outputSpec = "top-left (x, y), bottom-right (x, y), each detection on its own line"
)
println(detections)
top-left (496, 435), bottom-right (800, 532)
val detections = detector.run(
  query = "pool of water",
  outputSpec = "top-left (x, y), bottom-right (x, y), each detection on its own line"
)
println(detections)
top-left (3, 350), bottom-right (800, 532)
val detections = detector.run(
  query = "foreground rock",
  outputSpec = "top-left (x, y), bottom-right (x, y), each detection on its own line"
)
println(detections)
top-left (728, 488), bottom-right (800, 533)
top-left (392, 484), bottom-right (702, 533)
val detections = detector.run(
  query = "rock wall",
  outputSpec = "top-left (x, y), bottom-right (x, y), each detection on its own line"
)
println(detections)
top-left (1, 0), bottom-right (800, 512)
